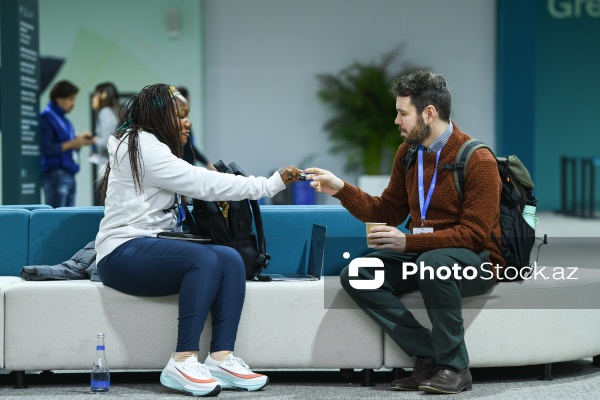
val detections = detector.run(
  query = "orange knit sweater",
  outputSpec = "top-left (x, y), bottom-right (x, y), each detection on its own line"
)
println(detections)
top-left (335, 123), bottom-right (504, 280)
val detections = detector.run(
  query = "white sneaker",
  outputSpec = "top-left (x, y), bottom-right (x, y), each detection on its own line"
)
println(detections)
top-left (204, 353), bottom-right (269, 391)
top-left (160, 354), bottom-right (221, 397)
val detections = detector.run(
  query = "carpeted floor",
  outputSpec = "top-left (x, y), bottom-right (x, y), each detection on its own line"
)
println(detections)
top-left (1, 358), bottom-right (599, 399)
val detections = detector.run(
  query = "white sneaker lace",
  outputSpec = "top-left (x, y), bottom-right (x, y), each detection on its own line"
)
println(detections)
top-left (180, 358), bottom-right (211, 377)
top-left (224, 355), bottom-right (251, 372)
top-left (194, 363), bottom-right (212, 376)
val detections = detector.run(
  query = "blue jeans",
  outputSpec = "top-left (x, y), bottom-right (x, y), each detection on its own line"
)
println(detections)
top-left (43, 169), bottom-right (76, 208)
top-left (97, 237), bottom-right (246, 352)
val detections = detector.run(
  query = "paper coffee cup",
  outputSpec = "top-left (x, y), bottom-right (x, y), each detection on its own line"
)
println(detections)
top-left (366, 222), bottom-right (386, 248)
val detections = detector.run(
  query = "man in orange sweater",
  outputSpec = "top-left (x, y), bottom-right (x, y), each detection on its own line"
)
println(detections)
top-left (306, 70), bottom-right (502, 394)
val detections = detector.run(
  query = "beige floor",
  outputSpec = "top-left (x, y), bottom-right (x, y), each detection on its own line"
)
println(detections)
top-left (530, 212), bottom-right (600, 269)
top-left (536, 211), bottom-right (600, 237)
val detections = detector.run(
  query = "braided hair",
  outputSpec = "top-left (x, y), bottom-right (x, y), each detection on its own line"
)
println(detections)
top-left (99, 84), bottom-right (183, 203)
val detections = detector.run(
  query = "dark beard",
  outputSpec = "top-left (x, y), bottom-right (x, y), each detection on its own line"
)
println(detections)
top-left (404, 117), bottom-right (431, 145)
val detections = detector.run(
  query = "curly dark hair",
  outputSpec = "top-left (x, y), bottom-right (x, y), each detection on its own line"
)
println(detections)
top-left (99, 84), bottom-right (183, 203)
top-left (390, 70), bottom-right (451, 121)
top-left (50, 80), bottom-right (79, 102)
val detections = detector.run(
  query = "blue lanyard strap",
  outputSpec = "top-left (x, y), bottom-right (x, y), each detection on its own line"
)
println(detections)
top-left (417, 146), bottom-right (441, 226)
top-left (176, 194), bottom-right (186, 226)
top-left (45, 106), bottom-right (74, 140)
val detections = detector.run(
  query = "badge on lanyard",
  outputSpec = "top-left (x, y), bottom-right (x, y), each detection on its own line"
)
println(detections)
top-left (174, 194), bottom-right (186, 232)
top-left (413, 146), bottom-right (440, 235)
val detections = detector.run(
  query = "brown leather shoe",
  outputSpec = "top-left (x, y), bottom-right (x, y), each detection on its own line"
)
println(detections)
top-left (418, 366), bottom-right (473, 394)
top-left (389, 358), bottom-right (441, 391)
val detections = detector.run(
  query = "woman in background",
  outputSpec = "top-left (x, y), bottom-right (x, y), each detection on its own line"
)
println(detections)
top-left (91, 82), bottom-right (120, 201)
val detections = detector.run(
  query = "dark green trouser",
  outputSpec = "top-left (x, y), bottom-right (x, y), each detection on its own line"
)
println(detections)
top-left (340, 248), bottom-right (494, 370)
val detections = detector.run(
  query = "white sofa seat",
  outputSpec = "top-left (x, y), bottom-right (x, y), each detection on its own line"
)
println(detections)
top-left (383, 267), bottom-right (600, 368)
top-left (0, 277), bottom-right (23, 369)
top-left (3, 279), bottom-right (382, 372)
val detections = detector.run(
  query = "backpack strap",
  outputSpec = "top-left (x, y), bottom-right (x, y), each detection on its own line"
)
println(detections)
top-left (227, 162), bottom-right (271, 271)
top-left (213, 160), bottom-right (228, 173)
top-left (453, 143), bottom-right (528, 209)
top-left (452, 139), bottom-right (494, 200)
top-left (249, 198), bottom-right (270, 269)
top-left (402, 144), bottom-right (419, 175)
top-left (450, 140), bottom-right (503, 257)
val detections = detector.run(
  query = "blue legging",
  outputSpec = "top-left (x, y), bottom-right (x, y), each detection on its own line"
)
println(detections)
top-left (97, 237), bottom-right (246, 352)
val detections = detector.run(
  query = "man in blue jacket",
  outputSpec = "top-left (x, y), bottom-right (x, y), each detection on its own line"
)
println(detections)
top-left (40, 80), bottom-right (94, 207)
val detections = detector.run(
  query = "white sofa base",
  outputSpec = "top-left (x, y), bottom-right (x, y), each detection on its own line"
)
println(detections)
top-left (3, 279), bottom-right (382, 373)
top-left (384, 267), bottom-right (600, 374)
top-left (3, 268), bottom-right (600, 386)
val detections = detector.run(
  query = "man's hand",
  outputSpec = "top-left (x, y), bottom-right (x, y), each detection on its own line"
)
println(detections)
top-left (65, 131), bottom-right (95, 151)
top-left (304, 167), bottom-right (344, 196)
top-left (278, 166), bottom-right (303, 185)
top-left (368, 225), bottom-right (406, 252)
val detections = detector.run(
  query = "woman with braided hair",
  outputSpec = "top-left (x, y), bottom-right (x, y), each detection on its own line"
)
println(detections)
top-left (95, 84), bottom-right (302, 396)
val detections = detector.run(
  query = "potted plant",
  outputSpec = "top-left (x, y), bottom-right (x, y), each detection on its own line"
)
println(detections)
top-left (316, 46), bottom-right (421, 193)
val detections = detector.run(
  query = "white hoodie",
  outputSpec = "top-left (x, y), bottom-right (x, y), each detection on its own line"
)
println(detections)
top-left (95, 131), bottom-right (285, 262)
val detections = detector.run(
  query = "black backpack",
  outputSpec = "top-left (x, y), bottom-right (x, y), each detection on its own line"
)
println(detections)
top-left (183, 160), bottom-right (270, 280)
top-left (404, 139), bottom-right (544, 281)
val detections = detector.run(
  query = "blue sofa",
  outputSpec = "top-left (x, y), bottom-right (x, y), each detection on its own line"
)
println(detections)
top-left (1, 205), bottom-right (599, 389)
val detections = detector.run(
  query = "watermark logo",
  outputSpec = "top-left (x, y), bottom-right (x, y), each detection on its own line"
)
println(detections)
top-left (348, 257), bottom-right (384, 290)
top-left (347, 257), bottom-right (579, 290)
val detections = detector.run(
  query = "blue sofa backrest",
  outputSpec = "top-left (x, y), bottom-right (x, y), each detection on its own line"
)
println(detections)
top-left (0, 205), bottom-right (374, 278)
top-left (28, 208), bottom-right (104, 266)
top-left (259, 205), bottom-right (373, 275)
top-left (0, 204), bottom-right (52, 211)
top-left (0, 209), bottom-right (30, 276)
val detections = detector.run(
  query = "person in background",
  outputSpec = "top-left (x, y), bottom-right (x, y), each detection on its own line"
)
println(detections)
top-left (91, 82), bottom-right (120, 175)
top-left (95, 83), bottom-right (303, 396)
top-left (306, 70), bottom-right (502, 394)
top-left (177, 86), bottom-right (216, 170)
top-left (91, 82), bottom-right (120, 204)
top-left (40, 80), bottom-right (95, 208)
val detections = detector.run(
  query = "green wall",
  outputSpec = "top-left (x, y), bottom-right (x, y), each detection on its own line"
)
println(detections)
top-left (535, 0), bottom-right (600, 212)
top-left (498, 0), bottom-right (600, 212)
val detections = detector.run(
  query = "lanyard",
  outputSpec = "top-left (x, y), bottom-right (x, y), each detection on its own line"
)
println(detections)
top-left (176, 194), bottom-right (186, 226)
top-left (45, 106), bottom-right (74, 140)
top-left (417, 146), bottom-right (441, 227)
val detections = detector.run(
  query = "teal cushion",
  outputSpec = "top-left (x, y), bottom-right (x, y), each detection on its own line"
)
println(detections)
top-left (0, 204), bottom-right (52, 210)
top-left (29, 208), bottom-right (104, 266)
top-left (0, 209), bottom-right (30, 276)
top-left (260, 205), bottom-right (374, 275)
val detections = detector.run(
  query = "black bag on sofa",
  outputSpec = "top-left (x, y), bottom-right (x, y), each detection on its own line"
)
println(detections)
top-left (182, 160), bottom-right (270, 280)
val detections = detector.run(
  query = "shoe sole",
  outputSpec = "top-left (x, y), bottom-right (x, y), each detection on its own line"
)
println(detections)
top-left (160, 371), bottom-right (222, 397)
top-left (389, 386), bottom-right (420, 391)
top-left (418, 382), bottom-right (473, 394)
top-left (216, 375), bottom-right (269, 391)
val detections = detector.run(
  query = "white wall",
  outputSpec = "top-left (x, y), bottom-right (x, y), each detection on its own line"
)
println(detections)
top-left (203, 0), bottom-right (497, 204)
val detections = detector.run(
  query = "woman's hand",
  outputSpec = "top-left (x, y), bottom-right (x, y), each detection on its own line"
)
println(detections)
top-left (278, 166), bottom-right (304, 185)
top-left (304, 167), bottom-right (344, 196)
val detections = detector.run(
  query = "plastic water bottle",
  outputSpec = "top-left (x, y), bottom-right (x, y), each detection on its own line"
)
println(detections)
top-left (91, 332), bottom-right (110, 393)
